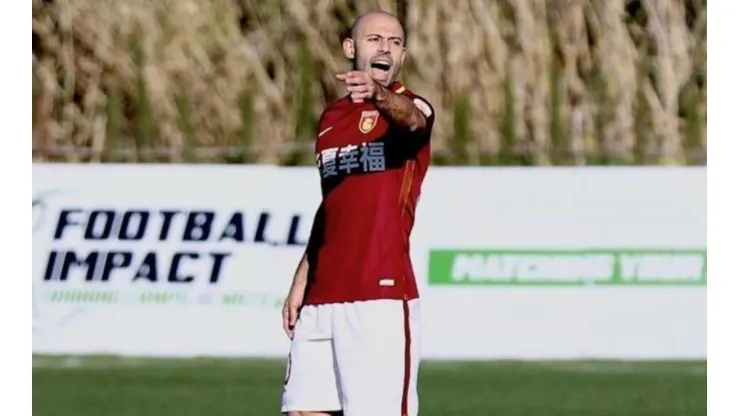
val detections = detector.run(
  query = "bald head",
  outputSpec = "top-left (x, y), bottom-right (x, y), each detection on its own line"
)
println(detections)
top-left (342, 11), bottom-right (407, 86)
top-left (350, 11), bottom-right (406, 45)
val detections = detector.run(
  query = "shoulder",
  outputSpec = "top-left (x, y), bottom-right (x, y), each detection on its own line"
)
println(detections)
top-left (318, 95), bottom-right (351, 132)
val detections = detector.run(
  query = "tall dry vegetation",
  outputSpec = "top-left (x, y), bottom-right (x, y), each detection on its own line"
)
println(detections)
top-left (32, 0), bottom-right (706, 165)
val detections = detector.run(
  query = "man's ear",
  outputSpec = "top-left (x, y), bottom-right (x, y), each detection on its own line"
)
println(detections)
top-left (342, 38), bottom-right (355, 60)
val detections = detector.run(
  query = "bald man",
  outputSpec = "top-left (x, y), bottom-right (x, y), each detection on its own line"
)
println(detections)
top-left (280, 11), bottom-right (435, 416)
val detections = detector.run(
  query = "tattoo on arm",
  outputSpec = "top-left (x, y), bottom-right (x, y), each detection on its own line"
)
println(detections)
top-left (373, 84), bottom-right (427, 132)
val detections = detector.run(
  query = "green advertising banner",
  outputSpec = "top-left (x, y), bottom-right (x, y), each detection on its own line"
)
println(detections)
top-left (428, 249), bottom-right (707, 286)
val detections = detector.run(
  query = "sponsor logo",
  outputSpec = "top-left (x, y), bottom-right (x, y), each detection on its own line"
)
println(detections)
top-left (428, 249), bottom-right (707, 286)
top-left (316, 142), bottom-right (386, 178)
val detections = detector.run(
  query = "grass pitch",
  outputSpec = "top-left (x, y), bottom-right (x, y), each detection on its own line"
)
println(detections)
top-left (32, 356), bottom-right (705, 416)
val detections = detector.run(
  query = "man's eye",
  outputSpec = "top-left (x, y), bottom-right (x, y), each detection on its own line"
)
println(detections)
top-left (369, 37), bottom-right (379, 42)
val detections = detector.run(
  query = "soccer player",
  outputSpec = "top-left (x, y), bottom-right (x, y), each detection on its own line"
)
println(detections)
top-left (280, 11), bottom-right (435, 416)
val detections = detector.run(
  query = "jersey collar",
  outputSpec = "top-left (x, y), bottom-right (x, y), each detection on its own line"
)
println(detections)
top-left (389, 81), bottom-right (406, 94)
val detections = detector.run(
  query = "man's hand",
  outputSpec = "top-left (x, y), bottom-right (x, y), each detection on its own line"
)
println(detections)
top-left (336, 71), bottom-right (380, 103)
top-left (282, 279), bottom-right (306, 340)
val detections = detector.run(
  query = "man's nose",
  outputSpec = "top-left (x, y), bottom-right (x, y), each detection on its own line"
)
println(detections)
top-left (378, 39), bottom-right (390, 53)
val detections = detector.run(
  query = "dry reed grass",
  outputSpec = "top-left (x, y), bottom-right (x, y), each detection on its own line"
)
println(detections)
top-left (32, 0), bottom-right (706, 165)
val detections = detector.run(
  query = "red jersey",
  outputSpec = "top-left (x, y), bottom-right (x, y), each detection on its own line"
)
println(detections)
top-left (303, 81), bottom-right (435, 305)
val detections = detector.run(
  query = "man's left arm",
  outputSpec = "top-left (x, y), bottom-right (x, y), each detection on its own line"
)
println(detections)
top-left (372, 85), bottom-right (429, 133)
top-left (337, 71), bottom-right (434, 134)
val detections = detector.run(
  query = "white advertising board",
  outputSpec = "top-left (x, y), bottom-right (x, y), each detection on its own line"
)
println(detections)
top-left (416, 168), bottom-right (706, 360)
top-left (32, 164), bottom-right (706, 359)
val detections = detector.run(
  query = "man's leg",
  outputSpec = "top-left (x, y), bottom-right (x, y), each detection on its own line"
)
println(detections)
top-left (281, 304), bottom-right (343, 415)
top-left (332, 299), bottom-right (422, 416)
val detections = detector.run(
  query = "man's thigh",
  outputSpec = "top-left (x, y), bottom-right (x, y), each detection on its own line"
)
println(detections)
top-left (332, 299), bottom-right (421, 416)
top-left (281, 305), bottom-right (342, 414)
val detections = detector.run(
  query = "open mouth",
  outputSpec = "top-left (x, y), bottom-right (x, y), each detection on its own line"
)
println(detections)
top-left (370, 61), bottom-right (391, 72)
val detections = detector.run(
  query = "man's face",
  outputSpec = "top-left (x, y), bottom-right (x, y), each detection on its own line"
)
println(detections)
top-left (344, 14), bottom-right (406, 87)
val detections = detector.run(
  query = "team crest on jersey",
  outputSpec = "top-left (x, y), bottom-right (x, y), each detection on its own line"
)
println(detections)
top-left (359, 110), bottom-right (379, 134)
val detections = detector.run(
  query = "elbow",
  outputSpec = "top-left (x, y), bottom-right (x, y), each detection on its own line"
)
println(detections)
top-left (408, 114), bottom-right (427, 132)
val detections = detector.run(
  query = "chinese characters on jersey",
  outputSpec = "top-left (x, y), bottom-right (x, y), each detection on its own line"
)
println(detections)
top-left (316, 142), bottom-right (386, 178)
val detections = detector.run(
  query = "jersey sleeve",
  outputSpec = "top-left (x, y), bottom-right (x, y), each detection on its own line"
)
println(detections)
top-left (409, 93), bottom-right (435, 139)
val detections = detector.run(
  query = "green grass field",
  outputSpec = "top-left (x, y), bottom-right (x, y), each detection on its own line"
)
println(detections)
top-left (32, 356), bottom-right (706, 416)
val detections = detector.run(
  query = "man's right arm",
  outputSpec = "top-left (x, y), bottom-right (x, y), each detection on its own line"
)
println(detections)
top-left (297, 201), bottom-right (324, 282)
top-left (283, 203), bottom-right (323, 338)
top-left (290, 251), bottom-right (309, 287)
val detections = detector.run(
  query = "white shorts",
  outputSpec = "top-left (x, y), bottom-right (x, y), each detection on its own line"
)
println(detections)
top-left (281, 298), bottom-right (421, 416)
